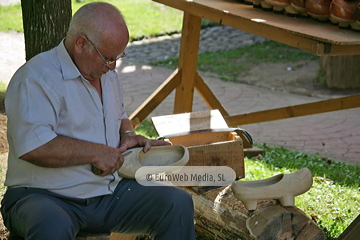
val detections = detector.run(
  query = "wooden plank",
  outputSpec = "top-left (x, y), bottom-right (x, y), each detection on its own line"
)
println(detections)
top-left (153, 0), bottom-right (360, 56)
top-left (129, 69), bottom-right (181, 128)
top-left (167, 131), bottom-right (239, 146)
top-left (224, 95), bottom-right (360, 126)
top-left (194, 72), bottom-right (230, 117)
top-left (173, 13), bottom-right (202, 113)
top-left (337, 214), bottom-right (360, 240)
top-left (152, 110), bottom-right (229, 137)
top-left (110, 233), bottom-right (137, 240)
top-left (244, 147), bottom-right (266, 158)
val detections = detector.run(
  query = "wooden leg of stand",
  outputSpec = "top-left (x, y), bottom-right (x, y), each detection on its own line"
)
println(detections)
top-left (173, 13), bottom-right (202, 114)
top-left (129, 69), bottom-right (181, 128)
top-left (194, 72), bottom-right (229, 117)
top-left (224, 95), bottom-right (360, 126)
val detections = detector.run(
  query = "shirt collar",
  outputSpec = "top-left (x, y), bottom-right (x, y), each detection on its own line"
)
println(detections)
top-left (56, 38), bottom-right (82, 80)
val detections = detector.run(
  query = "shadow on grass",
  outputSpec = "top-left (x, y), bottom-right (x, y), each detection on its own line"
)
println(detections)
top-left (252, 143), bottom-right (360, 188)
top-left (0, 89), bottom-right (5, 113)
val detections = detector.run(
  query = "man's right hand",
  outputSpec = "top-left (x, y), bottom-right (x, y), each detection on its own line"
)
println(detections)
top-left (91, 146), bottom-right (124, 177)
top-left (20, 136), bottom-right (124, 177)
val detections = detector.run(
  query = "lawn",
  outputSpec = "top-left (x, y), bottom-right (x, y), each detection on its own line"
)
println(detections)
top-left (0, 0), bottom-right (184, 41)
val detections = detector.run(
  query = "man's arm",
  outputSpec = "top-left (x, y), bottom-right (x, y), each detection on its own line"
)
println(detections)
top-left (20, 135), bottom-right (123, 176)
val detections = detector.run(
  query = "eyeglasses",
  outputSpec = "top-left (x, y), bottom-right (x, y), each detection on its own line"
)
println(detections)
top-left (84, 35), bottom-right (126, 66)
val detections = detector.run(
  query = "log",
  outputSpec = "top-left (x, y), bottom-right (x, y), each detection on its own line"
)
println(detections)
top-left (184, 185), bottom-right (326, 240)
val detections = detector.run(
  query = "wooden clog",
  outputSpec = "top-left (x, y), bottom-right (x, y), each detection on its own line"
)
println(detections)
top-left (330, 0), bottom-right (360, 28)
top-left (231, 168), bottom-right (313, 211)
top-left (253, 0), bottom-right (275, 11)
top-left (117, 145), bottom-right (189, 179)
top-left (265, 0), bottom-right (300, 14)
top-left (305, 0), bottom-right (332, 21)
top-left (291, 0), bottom-right (310, 16)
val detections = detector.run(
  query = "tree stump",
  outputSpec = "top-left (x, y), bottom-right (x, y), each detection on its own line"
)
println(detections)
top-left (184, 185), bottom-right (325, 239)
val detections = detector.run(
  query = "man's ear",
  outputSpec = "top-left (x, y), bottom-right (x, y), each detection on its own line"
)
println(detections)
top-left (74, 35), bottom-right (87, 54)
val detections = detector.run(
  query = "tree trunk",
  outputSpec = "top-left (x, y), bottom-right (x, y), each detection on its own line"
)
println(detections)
top-left (320, 55), bottom-right (360, 89)
top-left (184, 185), bottom-right (326, 240)
top-left (21, 0), bottom-right (72, 61)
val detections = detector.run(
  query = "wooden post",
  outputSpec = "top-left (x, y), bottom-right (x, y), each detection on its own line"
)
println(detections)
top-left (173, 12), bottom-right (202, 114)
top-left (320, 55), bottom-right (360, 89)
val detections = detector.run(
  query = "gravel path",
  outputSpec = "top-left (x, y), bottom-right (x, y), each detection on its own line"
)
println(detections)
top-left (0, 0), bottom-right (19, 6)
top-left (0, 25), bottom-right (267, 84)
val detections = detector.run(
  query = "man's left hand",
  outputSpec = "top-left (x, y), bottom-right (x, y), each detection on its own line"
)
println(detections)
top-left (118, 133), bottom-right (171, 153)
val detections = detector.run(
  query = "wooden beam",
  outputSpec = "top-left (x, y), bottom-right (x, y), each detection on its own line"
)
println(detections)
top-left (173, 12), bottom-right (202, 114)
top-left (129, 69), bottom-right (181, 128)
top-left (224, 95), bottom-right (360, 126)
top-left (153, 0), bottom-right (360, 56)
top-left (194, 72), bottom-right (230, 117)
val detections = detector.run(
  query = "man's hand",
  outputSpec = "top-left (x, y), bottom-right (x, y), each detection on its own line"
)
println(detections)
top-left (20, 136), bottom-right (125, 177)
top-left (118, 133), bottom-right (171, 153)
top-left (91, 146), bottom-right (124, 176)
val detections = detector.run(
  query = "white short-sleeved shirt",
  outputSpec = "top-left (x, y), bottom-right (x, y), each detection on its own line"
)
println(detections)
top-left (5, 40), bottom-right (127, 198)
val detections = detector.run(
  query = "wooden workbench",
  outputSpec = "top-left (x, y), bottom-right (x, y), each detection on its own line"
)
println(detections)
top-left (129, 0), bottom-right (360, 129)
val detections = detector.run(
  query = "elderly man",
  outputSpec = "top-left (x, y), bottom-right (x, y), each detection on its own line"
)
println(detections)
top-left (1, 2), bottom-right (195, 240)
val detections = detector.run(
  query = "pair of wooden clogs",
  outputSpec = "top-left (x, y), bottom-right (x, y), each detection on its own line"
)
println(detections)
top-left (237, 0), bottom-right (360, 31)
top-left (329, 0), bottom-right (360, 30)
top-left (304, 0), bottom-right (360, 30)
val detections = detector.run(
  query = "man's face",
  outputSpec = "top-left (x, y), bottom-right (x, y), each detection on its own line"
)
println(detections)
top-left (75, 35), bottom-right (127, 81)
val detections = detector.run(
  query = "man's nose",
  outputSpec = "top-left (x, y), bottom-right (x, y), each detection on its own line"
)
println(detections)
top-left (107, 62), bottom-right (116, 70)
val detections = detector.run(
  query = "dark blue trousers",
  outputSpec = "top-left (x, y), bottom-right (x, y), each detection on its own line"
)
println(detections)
top-left (1, 179), bottom-right (196, 240)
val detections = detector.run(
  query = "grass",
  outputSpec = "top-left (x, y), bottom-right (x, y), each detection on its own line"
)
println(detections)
top-left (135, 120), bottom-right (360, 240)
top-left (151, 40), bottom-right (319, 81)
top-left (0, 3), bottom-right (22, 32)
top-left (0, 0), bottom-right (184, 41)
top-left (0, 83), bottom-right (7, 112)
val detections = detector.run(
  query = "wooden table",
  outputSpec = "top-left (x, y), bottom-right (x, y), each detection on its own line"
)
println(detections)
top-left (129, 0), bottom-right (360, 129)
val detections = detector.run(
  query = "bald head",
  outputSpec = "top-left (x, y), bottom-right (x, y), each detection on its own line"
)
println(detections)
top-left (64, 2), bottom-right (129, 82)
top-left (66, 2), bottom-right (129, 47)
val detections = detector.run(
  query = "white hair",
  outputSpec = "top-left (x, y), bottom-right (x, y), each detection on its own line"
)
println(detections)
top-left (66, 2), bottom-right (125, 45)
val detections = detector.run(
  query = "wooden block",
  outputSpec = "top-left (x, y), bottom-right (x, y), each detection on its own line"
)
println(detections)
top-left (110, 233), bottom-right (137, 240)
top-left (152, 110), bottom-right (228, 137)
top-left (164, 131), bottom-right (244, 178)
top-left (75, 233), bottom-right (138, 240)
